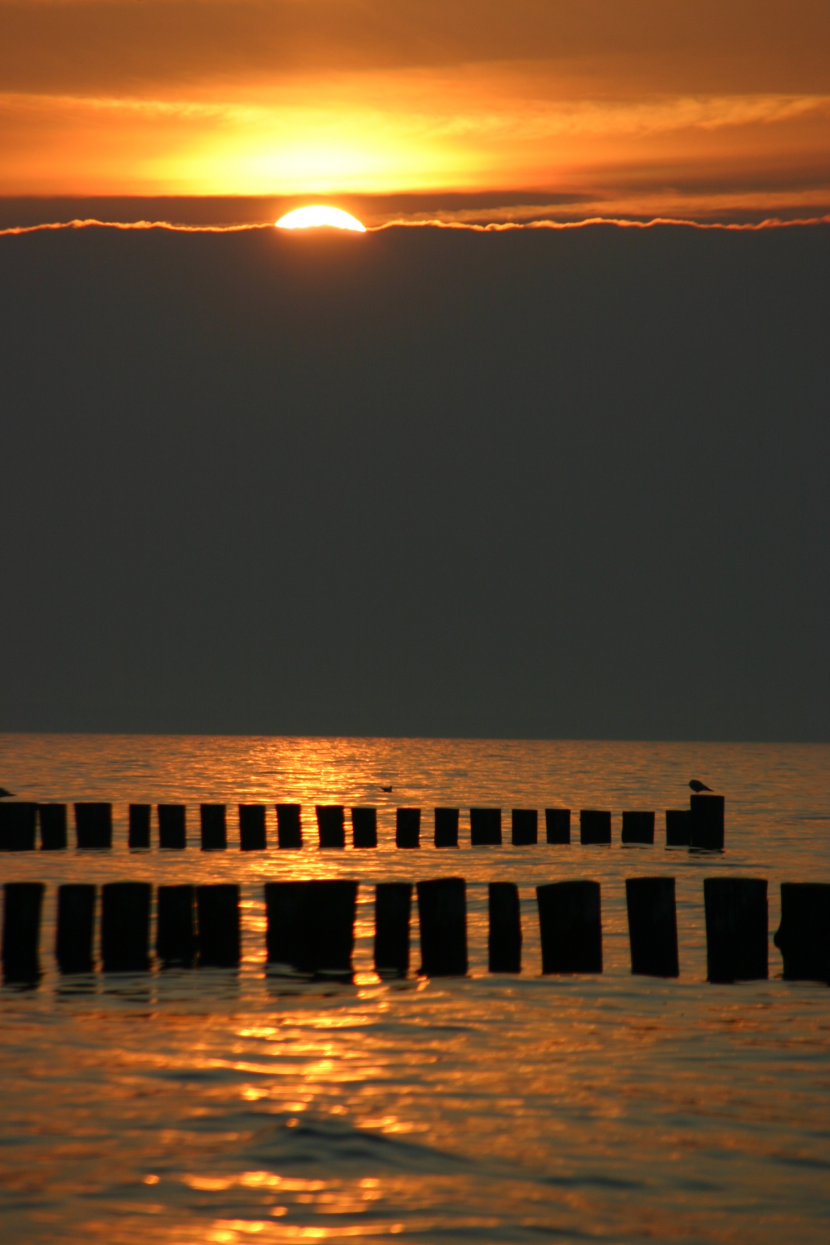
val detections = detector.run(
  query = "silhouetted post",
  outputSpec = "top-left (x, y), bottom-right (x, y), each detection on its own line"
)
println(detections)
top-left (416, 877), bottom-right (467, 976)
top-left (2, 882), bottom-right (44, 983)
top-left (128, 804), bottom-right (151, 849)
top-left (665, 810), bottom-right (691, 846)
top-left (277, 804), bottom-right (303, 849)
top-left (545, 808), bottom-right (571, 844)
top-left (158, 804), bottom-right (186, 849)
top-left (396, 808), bottom-right (421, 848)
top-left (0, 802), bottom-right (37, 851)
top-left (56, 884), bottom-right (96, 974)
top-left (265, 880), bottom-right (357, 975)
top-left (470, 808), bottom-right (501, 846)
top-left (488, 882), bottom-right (522, 973)
top-left (374, 882), bottom-right (412, 976)
top-left (774, 883), bottom-right (830, 983)
top-left (39, 803), bottom-right (67, 850)
top-left (537, 881), bottom-right (603, 973)
top-left (621, 811), bottom-right (655, 845)
top-left (75, 802), bottom-right (112, 849)
top-left (434, 808), bottom-right (459, 847)
top-left (690, 794), bottom-right (725, 850)
top-left (351, 807), bottom-right (377, 848)
top-left (316, 805), bottom-right (345, 849)
top-left (580, 810), bottom-right (611, 845)
top-left (101, 882), bottom-right (151, 972)
top-left (511, 809), bottom-right (537, 846)
top-left (625, 877), bottom-right (679, 977)
top-left (197, 884), bottom-right (240, 967)
top-left (239, 805), bottom-right (267, 851)
top-left (200, 804), bottom-right (227, 850)
top-left (156, 884), bottom-right (197, 966)
top-left (704, 877), bottom-right (767, 982)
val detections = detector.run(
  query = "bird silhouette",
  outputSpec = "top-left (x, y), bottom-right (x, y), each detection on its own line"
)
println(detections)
top-left (0, 788), bottom-right (14, 798)
top-left (689, 780), bottom-right (713, 793)
top-left (380, 785), bottom-right (393, 793)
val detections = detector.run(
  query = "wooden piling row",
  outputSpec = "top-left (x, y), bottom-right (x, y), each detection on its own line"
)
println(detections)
top-left (0, 800), bottom-right (729, 851)
top-left (3, 877), bottom-right (825, 986)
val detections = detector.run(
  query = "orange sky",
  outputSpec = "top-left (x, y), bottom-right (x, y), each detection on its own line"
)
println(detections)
top-left (2, 0), bottom-right (829, 218)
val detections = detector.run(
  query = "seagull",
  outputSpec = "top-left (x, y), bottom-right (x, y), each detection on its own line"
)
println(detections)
top-left (0, 788), bottom-right (14, 798)
top-left (380, 785), bottom-right (393, 793)
top-left (689, 780), bottom-right (713, 793)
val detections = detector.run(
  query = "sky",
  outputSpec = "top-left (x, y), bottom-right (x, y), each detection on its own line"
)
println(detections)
top-left (1, 5), bottom-right (829, 741)
top-left (2, 0), bottom-right (829, 221)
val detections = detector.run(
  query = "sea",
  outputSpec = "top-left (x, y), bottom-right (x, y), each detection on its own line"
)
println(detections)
top-left (1, 733), bottom-right (828, 1244)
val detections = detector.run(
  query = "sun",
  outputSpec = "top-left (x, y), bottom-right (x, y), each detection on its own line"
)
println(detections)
top-left (275, 206), bottom-right (366, 232)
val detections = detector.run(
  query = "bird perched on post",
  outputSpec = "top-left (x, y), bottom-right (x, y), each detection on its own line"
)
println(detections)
top-left (0, 788), bottom-right (14, 798)
top-left (689, 780), bottom-right (713, 793)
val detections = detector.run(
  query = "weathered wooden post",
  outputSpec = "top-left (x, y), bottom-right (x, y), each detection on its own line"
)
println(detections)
top-left (156, 884), bottom-right (197, 966)
top-left (129, 804), bottom-right (151, 849)
top-left (0, 802), bottom-right (37, 851)
top-left (488, 882), bottom-right (521, 972)
top-left (511, 809), bottom-right (537, 846)
top-left (197, 884), bottom-right (240, 967)
top-left (396, 808), bottom-right (421, 848)
top-left (40, 803), bottom-right (67, 850)
top-left (56, 883), bottom-right (96, 973)
top-left (374, 882), bottom-right (412, 976)
top-left (276, 804), bottom-right (303, 849)
top-left (470, 808), bottom-right (501, 846)
top-left (625, 876), bottom-right (679, 977)
top-left (774, 883), bottom-right (830, 983)
top-left (537, 880), bottom-right (603, 973)
top-left (75, 802), bottom-right (112, 849)
top-left (200, 804), bottom-right (227, 850)
top-left (665, 810), bottom-right (691, 846)
top-left (416, 877), bottom-right (467, 975)
top-left (158, 804), bottom-right (186, 849)
top-left (704, 877), bottom-right (767, 982)
top-left (2, 881), bottom-right (44, 983)
top-left (621, 811), bottom-right (655, 845)
top-left (239, 805), bottom-right (267, 851)
top-left (545, 808), bottom-right (571, 844)
top-left (434, 808), bottom-right (459, 847)
top-left (101, 882), bottom-right (151, 972)
top-left (351, 807), bottom-right (377, 848)
top-left (580, 810), bottom-right (611, 845)
top-left (316, 805), bottom-right (345, 849)
top-left (691, 795), bottom-right (725, 850)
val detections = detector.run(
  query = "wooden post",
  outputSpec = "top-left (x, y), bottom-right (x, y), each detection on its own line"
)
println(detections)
top-left (774, 883), bottom-right (830, 983)
top-left (0, 802), bottom-right (37, 851)
top-left (101, 882), bottom-right (151, 972)
top-left (374, 882), bottom-right (412, 976)
top-left (239, 805), bottom-right (267, 851)
top-left (621, 811), bottom-right (654, 845)
top-left (434, 808), bottom-right (459, 847)
top-left (200, 804), bottom-right (227, 850)
top-left (625, 877), bottom-right (678, 977)
top-left (537, 881), bottom-right (602, 973)
top-left (351, 807), bottom-right (377, 848)
top-left (316, 806), bottom-right (345, 849)
top-left (197, 884), bottom-right (240, 967)
top-left (580, 810), bottom-right (611, 845)
top-left (691, 795), bottom-right (725, 850)
top-left (128, 804), bottom-right (151, 849)
top-left (416, 877), bottom-right (467, 976)
top-left (158, 805), bottom-right (186, 849)
top-left (276, 804), bottom-right (303, 849)
top-left (665, 810), bottom-right (691, 846)
top-left (156, 884), bottom-right (197, 966)
top-left (2, 881), bottom-right (44, 983)
top-left (40, 803), bottom-right (67, 850)
top-left (470, 808), bottom-right (501, 846)
top-left (396, 808), bottom-right (421, 848)
top-left (56, 883), bottom-right (96, 974)
top-left (545, 808), bottom-right (571, 844)
top-left (511, 809), bottom-right (537, 846)
top-left (265, 880), bottom-right (357, 975)
top-left (488, 882), bottom-right (521, 972)
top-left (704, 877), bottom-right (767, 982)
top-left (75, 802), bottom-right (112, 849)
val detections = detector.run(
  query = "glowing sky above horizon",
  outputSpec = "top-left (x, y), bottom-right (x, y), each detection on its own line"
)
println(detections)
top-left (2, 0), bottom-right (829, 220)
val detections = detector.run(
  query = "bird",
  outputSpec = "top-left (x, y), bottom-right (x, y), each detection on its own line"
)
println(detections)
top-left (689, 780), bottom-right (713, 793)
top-left (380, 785), bottom-right (393, 793)
top-left (0, 788), bottom-right (14, 798)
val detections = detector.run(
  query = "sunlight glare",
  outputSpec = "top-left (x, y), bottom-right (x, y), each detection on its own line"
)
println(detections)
top-left (276, 206), bottom-right (366, 232)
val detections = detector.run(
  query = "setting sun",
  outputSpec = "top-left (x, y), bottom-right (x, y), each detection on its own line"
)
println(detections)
top-left (276, 206), bottom-right (366, 231)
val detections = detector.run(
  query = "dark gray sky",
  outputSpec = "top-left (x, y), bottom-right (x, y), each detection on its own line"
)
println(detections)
top-left (1, 220), bottom-right (828, 739)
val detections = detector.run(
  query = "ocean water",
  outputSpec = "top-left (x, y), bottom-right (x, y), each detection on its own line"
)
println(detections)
top-left (1, 733), bottom-right (829, 1244)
